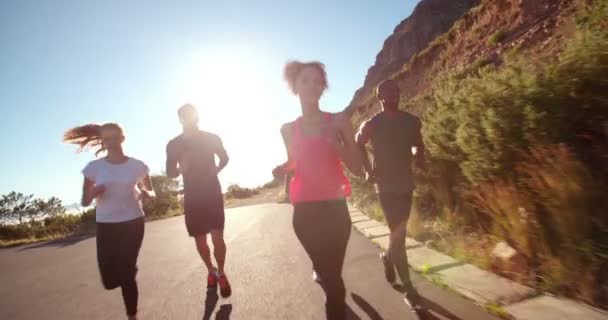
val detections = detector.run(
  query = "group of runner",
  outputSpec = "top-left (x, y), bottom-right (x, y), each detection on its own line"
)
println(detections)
top-left (63, 60), bottom-right (425, 320)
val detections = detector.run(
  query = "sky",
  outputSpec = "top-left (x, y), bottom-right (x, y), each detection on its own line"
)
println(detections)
top-left (0, 0), bottom-right (420, 205)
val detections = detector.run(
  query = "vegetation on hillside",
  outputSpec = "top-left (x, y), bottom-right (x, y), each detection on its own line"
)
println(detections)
top-left (350, 0), bottom-right (608, 307)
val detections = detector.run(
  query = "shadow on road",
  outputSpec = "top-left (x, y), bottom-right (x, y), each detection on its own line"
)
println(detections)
top-left (202, 288), bottom-right (219, 320)
top-left (202, 288), bottom-right (232, 320)
top-left (215, 304), bottom-right (232, 320)
top-left (346, 304), bottom-right (363, 320)
top-left (392, 284), bottom-right (462, 320)
top-left (351, 293), bottom-right (383, 320)
top-left (17, 234), bottom-right (94, 251)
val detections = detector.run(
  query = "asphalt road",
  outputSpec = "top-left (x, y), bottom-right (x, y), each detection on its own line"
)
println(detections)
top-left (0, 203), bottom-right (500, 320)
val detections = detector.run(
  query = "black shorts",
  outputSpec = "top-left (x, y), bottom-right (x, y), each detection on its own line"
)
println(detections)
top-left (183, 190), bottom-right (225, 237)
top-left (378, 191), bottom-right (413, 229)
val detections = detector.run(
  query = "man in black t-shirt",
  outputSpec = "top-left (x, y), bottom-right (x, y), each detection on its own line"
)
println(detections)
top-left (356, 80), bottom-right (426, 311)
top-left (166, 104), bottom-right (231, 298)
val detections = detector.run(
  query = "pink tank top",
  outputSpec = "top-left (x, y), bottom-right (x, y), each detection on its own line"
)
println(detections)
top-left (289, 113), bottom-right (351, 203)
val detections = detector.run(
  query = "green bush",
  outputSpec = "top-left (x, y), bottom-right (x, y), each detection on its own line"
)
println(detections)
top-left (143, 175), bottom-right (181, 219)
top-left (348, 0), bottom-right (608, 306)
top-left (80, 208), bottom-right (96, 224)
top-left (30, 221), bottom-right (47, 239)
top-left (487, 29), bottom-right (507, 46)
top-left (225, 184), bottom-right (260, 199)
top-left (261, 179), bottom-right (281, 189)
top-left (44, 215), bottom-right (81, 235)
top-left (424, 19), bottom-right (608, 185)
top-left (471, 145), bottom-right (608, 302)
top-left (0, 215), bottom-right (82, 242)
top-left (0, 224), bottom-right (33, 240)
top-left (416, 1), bottom-right (608, 304)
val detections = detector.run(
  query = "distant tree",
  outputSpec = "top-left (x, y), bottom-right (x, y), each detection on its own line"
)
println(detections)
top-left (0, 192), bottom-right (65, 225)
top-left (0, 196), bottom-right (7, 226)
top-left (28, 197), bottom-right (65, 222)
top-left (0, 192), bottom-right (34, 224)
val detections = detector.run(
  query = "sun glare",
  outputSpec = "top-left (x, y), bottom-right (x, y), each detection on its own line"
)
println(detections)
top-left (176, 48), bottom-right (287, 188)
top-left (181, 51), bottom-right (268, 130)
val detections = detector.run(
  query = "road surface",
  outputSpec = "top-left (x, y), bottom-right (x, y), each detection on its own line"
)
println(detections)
top-left (0, 203), bottom-right (499, 320)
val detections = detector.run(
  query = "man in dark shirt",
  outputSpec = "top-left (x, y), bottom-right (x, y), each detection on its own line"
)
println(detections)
top-left (166, 104), bottom-right (231, 298)
top-left (356, 80), bottom-right (426, 310)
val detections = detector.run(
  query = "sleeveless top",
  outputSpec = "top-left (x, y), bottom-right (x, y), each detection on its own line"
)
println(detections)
top-left (288, 113), bottom-right (351, 203)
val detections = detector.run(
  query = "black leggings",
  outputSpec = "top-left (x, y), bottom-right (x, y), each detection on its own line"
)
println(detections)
top-left (96, 217), bottom-right (144, 317)
top-left (293, 200), bottom-right (351, 320)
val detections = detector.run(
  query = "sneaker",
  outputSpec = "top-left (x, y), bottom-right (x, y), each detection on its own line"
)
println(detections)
top-left (312, 270), bottom-right (323, 285)
top-left (218, 274), bottom-right (232, 298)
top-left (403, 289), bottom-right (422, 311)
top-left (381, 252), bottom-right (396, 284)
top-left (207, 271), bottom-right (218, 289)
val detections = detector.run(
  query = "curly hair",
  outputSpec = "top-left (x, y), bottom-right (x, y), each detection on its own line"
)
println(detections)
top-left (283, 60), bottom-right (328, 95)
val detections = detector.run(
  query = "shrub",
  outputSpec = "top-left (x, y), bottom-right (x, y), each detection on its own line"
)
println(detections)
top-left (44, 215), bottom-right (81, 235)
top-left (225, 184), bottom-right (260, 199)
top-left (487, 29), bottom-right (507, 46)
top-left (80, 208), bottom-right (96, 224)
top-left (0, 224), bottom-right (32, 240)
top-left (351, 0), bottom-right (608, 306)
top-left (143, 175), bottom-right (181, 218)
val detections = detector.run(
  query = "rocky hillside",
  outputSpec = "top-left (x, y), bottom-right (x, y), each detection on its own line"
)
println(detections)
top-left (347, 0), bottom-right (579, 118)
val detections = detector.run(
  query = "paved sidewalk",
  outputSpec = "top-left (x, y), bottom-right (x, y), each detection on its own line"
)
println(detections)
top-left (348, 205), bottom-right (608, 320)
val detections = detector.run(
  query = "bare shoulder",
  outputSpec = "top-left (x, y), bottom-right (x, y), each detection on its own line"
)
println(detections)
top-left (280, 121), bottom-right (294, 137)
top-left (331, 111), bottom-right (352, 129)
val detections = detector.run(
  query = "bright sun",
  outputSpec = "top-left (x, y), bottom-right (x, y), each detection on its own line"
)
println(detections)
top-left (176, 48), bottom-right (287, 188)
top-left (180, 50), bottom-right (269, 132)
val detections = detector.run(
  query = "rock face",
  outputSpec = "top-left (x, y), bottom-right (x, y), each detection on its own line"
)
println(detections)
top-left (348, 0), bottom-right (479, 110)
top-left (491, 241), bottom-right (528, 277)
top-left (346, 0), bottom-right (577, 116)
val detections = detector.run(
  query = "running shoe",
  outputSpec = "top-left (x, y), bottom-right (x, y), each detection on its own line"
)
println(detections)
top-left (404, 289), bottom-right (423, 311)
top-left (381, 252), bottom-right (396, 284)
top-left (312, 270), bottom-right (323, 285)
top-left (218, 274), bottom-right (232, 298)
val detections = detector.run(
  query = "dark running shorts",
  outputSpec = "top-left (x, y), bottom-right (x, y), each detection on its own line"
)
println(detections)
top-left (184, 191), bottom-right (225, 237)
top-left (378, 191), bottom-right (413, 229)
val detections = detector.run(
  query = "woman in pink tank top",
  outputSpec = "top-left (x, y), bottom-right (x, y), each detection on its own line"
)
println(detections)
top-left (273, 60), bottom-right (363, 320)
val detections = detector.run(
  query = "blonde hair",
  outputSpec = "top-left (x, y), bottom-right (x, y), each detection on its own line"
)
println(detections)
top-left (63, 123), bottom-right (123, 155)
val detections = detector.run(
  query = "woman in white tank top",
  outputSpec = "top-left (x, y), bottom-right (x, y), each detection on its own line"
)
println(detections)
top-left (64, 123), bottom-right (155, 320)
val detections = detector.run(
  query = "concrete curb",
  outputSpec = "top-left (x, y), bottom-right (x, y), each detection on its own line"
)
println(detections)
top-left (347, 205), bottom-right (608, 320)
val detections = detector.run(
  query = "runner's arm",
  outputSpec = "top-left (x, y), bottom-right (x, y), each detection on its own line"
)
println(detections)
top-left (139, 174), bottom-right (156, 199)
top-left (336, 113), bottom-right (364, 177)
top-left (166, 142), bottom-right (181, 179)
top-left (81, 177), bottom-right (95, 207)
top-left (273, 122), bottom-right (294, 177)
top-left (413, 118), bottom-right (426, 170)
top-left (215, 136), bottom-right (229, 174)
top-left (355, 119), bottom-right (374, 178)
